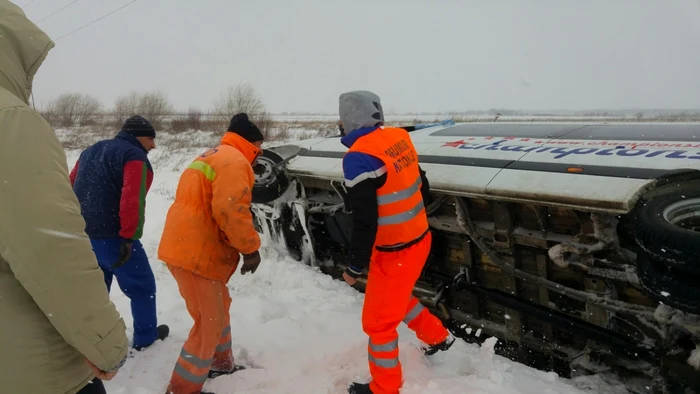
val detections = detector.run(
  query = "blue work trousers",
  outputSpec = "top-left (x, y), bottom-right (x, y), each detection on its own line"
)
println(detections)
top-left (90, 238), bottom-right (158, 348)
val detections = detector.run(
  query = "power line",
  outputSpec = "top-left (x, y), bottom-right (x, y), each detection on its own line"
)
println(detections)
top-left (35, 0), bottom-right (81, 24)
top-left (22, 0), bottom-right (37, 9)
top-left (54, 0), bottom-right (141, 42)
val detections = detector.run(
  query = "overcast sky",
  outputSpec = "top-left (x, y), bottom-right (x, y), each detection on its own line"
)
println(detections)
top-left (18, 0), bottom-right (700, 113)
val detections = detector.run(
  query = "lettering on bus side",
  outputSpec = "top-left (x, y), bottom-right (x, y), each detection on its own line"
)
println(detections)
top-left (444, 140), bottom-right (700, 160)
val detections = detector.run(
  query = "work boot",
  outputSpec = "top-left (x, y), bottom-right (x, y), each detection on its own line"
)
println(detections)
top-left (208, 364), bottom-right (246, 379)
top-left (156, 324), bottom-right (170, 340)
top-left (348, 382), bottom-right (373, 394)
top-left (134, 324), bottom-right (170, 351)
top-left (422, 332), bottom-right (456, 356)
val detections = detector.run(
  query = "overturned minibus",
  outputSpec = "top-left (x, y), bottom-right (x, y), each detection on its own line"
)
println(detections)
top-left (251, 122), bottom-right (700, 393)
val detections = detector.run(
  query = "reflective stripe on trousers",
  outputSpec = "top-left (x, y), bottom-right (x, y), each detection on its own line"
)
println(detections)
top-left (171, 324), bottom-right (232, 387)
top-left (362, 232), bottom-right (450, 394)
top-left (403, 296), bottom-right (425, 325)
top-left (166, 266), bottom-right (234, 394)
top-left (366, 296), bottom-right (434, 371)
top-left (368, 337), bottom-right (399, 369)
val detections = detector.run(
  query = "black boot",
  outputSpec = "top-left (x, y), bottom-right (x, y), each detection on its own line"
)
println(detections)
top-left (348, 382), bottom-right (373, 394)
top-left (208, 364), bottom-right (246, 379)
top-left (422, 332), bottom-right (455, 356)
top-left (134, 324), bottom-right (170, 351)
top-left (156, 324), bottom-right (170, 340)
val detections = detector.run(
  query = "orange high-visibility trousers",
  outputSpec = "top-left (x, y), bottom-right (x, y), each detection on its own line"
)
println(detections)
top-left (166, 265), bottom-right (234, 394)
top-left (362, 231), bottom-right (449, 394)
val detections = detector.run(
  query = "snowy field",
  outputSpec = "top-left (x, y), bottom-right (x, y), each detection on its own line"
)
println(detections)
top-left (270, 114), bottom-right (640, 123)
top-left (62, 132), bottom-right (632, 394)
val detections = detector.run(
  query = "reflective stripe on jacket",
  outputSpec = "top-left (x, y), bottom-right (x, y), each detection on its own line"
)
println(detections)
top-left (158, 132), bottom-right (262, 282)
top-left (346, 126), bottom-right (429, 248)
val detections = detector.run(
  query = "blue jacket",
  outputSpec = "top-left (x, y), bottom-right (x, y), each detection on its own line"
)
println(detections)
top-left (70, 131), bottom-right (154, 240)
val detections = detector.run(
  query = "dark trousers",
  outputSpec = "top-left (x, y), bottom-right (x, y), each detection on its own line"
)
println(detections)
top-left (77, 378), bottom-right (106, 394)
top-left (90, 237), bottom-right (158, 348)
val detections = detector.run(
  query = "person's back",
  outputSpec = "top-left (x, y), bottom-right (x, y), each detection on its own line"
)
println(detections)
top-left (338, 91), bottom-right (454, 394)
top-left (0, 2), bottom-right (128, 393)
top-left (159, 113), bottom-right (263, 394)
top-left (159, 127), bottom-right (261, 281)
top-left (72, 131), bottom-right (153, 239)
top-left (69, 116), bottom-right (169, 352)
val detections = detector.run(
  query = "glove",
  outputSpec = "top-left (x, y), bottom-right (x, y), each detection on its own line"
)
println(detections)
top-left (112, 239), bottom-right (133, 269)
top-left (240, 251), bottom-right (261, 275)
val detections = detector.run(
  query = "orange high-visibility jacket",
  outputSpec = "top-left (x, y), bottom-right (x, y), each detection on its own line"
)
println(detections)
top-left (158, 133), bottom-right (261, 282)
top-left (346, 126), bottom-right (429, 248)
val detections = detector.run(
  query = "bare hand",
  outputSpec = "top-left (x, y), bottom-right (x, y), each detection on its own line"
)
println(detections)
top-left (85, 359), bottom-right (119, 381)
top-left (343, 272), bottom-right (357, 286)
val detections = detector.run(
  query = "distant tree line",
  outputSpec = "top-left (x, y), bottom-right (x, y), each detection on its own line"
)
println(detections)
top-left (39, 84), bottom-right (700, 136)
top-left (38, 83), bottom-right (273, 138)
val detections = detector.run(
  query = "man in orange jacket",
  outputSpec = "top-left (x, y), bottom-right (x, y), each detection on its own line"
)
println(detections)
top-left (338, 91), bottom-right (455, 394)
top-left (158, 113), bottom-right (264, 394)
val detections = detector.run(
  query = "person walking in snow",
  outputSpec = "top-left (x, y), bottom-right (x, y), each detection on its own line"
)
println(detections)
top-left (338, 90), bottom-right (456, 394)
top-left (0, 2), bottom-right (129, 393)
top-left (158, 113), bottom-right (264, 394)
top-left (70, 115), bottom-right (169, 352)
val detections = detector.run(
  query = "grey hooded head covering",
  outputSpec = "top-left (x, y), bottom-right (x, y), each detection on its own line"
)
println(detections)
top-left (338, 90), bottom-right (385, 134)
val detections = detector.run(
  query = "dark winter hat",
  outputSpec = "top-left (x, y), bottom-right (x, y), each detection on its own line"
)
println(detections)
top-left (227, 113), bottom-right (264, 143)
top-left (121, 115), bottom-right (156, 138)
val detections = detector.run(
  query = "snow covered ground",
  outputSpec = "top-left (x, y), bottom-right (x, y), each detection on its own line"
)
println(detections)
top-left (63, 139), bottom-right (632, 394)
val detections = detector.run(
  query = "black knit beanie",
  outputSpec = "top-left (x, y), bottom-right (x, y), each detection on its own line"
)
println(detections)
top-left (121, 115), bottom-right (156, 138)
top-left (227, 113), bottom-right (264, 143)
